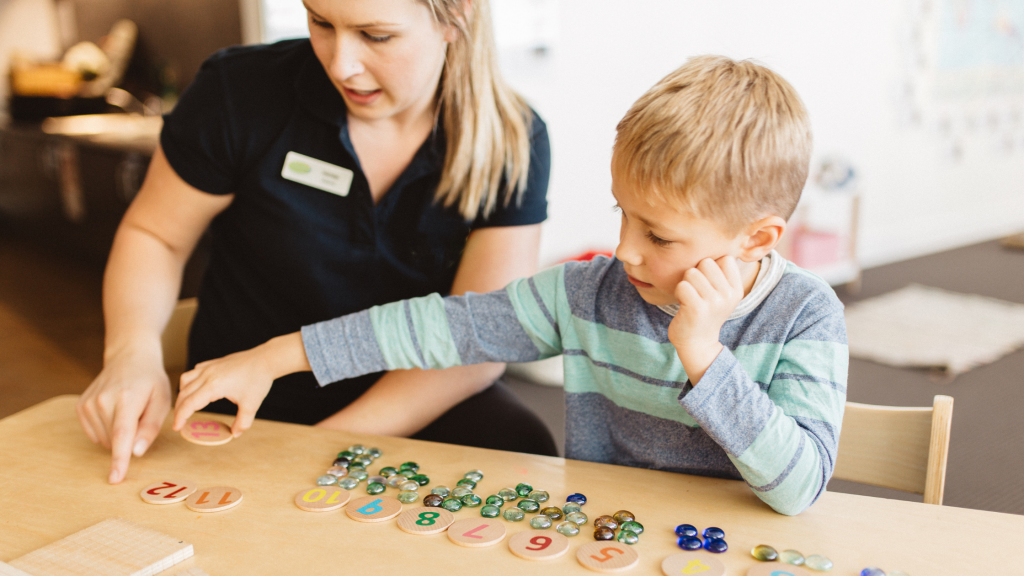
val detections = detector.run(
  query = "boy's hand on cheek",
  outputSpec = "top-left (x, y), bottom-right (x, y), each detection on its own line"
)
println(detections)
top-left (668, 256), bottom-right (744, 385)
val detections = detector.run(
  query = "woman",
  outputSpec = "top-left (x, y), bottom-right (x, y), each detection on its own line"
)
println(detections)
top-left (77, 0), bottom-right (556, 485)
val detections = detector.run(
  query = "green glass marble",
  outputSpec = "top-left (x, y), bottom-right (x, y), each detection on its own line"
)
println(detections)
top-left (593, 527), bottom-right (615, 541)
top-left (348, 444), bottom-right (366, 455)
top-left (398, 490), bottom-right (419, 504)
top-left (515, 483), bottom-right (533, 498)
top-left (399, 461), bottom-right (419, 473)
top-left (593, 515), bottom-right (618, 530)
top-left (347, 464), bottom-right (366, 472)
top-left (502, 507), bottom-right (526, 522)
top-left (379, 466), bottom-right (398, 477)
top-left (528, 490), bottom-right (550, 503)
top-left (540, 506), bottom-right (563, 520)
top-left (562, 502), bottom-right (581, 515)
top-left (529, 515), bottom-right (552, 529)
top-left (620, 521), bottom-right (644, 536)
top-left (316, 475), bottom-right (338, 486)
top-left (349, 469), bottom-right (368, 481)
top-left (339, 477), bottom-right (360, 490)
top-left (353, 455), bottom-right (373, 466)
top-left (480, 505), bottom-right (501, 518)
top-left (752, 545), bottom-right (779, 562)
top-left (431, 486), bottom-right (451, 497)
top-left (616, 530), bottom-right (639, 545)
top-left (484, 495), bottom-right (505, 507)
top-left (498, 488), bottom-right (518, 502)
top-left (805, 555), bottom-right (833, 571)
top-left (366, 482), bottom-right (385, 495)
top-left (461, 494), bottom-right (482, 507)
top-left (399, 480), bottom-right (419, 492)
top-left (464, 470), bottom-right (484, 482)
top-left (555, 521), bottom-right (580, 537)
top-left (517, 499), bottom-right (540, 513)
top-left (780, 550), bottom-right (806, 565)
top-left (367, 447), bottom-right (383, 459)
top-left (441, 497), bottom-right (463, 512)
top-left (452, 486), bottom-right (473, 498)
top-left (612, 510), bottom-right (635, 524)
top-left (456, 478), bottom-right (477, 489)
top-left (410, 474), bottom-right (430, 486)
top-left (337, 450), bottom-right (355, 459)
top-left (566, 511), bottom-right (588, 526)
top-left (422, 494), bottom-right (444, 507)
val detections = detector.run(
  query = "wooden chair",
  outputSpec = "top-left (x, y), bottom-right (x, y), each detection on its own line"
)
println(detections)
top-left (160, 298), bottom-right (197, 374)
top-left (833, 395), bottom-right (954, 505)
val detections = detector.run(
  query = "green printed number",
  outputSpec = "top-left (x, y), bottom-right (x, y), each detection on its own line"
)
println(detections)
top-left (416, 511), bottom-right (441, 526)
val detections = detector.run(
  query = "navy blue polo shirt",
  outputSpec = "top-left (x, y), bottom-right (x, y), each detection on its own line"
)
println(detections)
top-left (160, 40), bottom-right (550, 424)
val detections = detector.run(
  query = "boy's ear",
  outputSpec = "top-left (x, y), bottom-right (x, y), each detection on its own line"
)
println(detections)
top-left (737, 216), bottom-right (786, 263)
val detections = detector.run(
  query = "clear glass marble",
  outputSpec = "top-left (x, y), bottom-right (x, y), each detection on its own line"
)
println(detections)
top-left (562, 502), bottom-right (581, 515)
top-left (498, 488), bottom-right (518, 502)
top-left (452, 486), bottom-right (473, 498)
top-left (464, 470), bottom-right (484, 482)
top-left (780, 550), bottom-right (806, 565)
top-left (348, 444), bottom-right (366, 455)
top-left (349, 469), bottom-right (368, 481)
top-left (397, 490), bottom-right (419, 504)
top-left (565, 511), bottom-right (588, 526)
top-left (805, 555), bottom-right (833, 571)
top-left (353, 455), bottom-right (373, 467)
top-left (529, 515), bottom-right (552, 529)
top-left (502, 507), bottom-right (526, 522)
top-left (528, 490), bottom-right (550, 503)
top-left (367, 475), bottom-right (386, 485)
top-left (366, 447), bottom-right (383, 459)
top-left (399, 480), bottom-right (419, 492)
top-left (316, 475), bottom-right (338, 486)
top-left (431, 486), bottom-right (451, 498)
top-left (339, 477), bottom-right (360, 490)
top-left (386, 475), bottom-right (407, 488)
top-left (556, 521), bottom-right (580, 537)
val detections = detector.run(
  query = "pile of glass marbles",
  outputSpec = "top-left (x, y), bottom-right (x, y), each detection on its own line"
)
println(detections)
top-left (675, 524), bottom-right (728, 553)
top-left (749, 545), bottom-right (833, 571)
top-left (315, 445), bottom-right (430, 503)
top-left (592, 510), bottom-right (644, 545)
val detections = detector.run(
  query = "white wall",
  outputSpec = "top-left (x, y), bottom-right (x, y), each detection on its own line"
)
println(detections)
top-left (0, 0), bottom-right (62, 115)
top-left (499, 0), bottom-right (1024, 268)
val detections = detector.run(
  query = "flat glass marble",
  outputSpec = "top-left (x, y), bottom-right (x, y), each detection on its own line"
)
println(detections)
top-left (348, 444), bottom-right (366, 454)
top-left (805, 555), bottom-right (833, 571)
top-left (566, 493), bottom-right (587, 506)
top-left (480, 505), bottom-right (501, 518)
top-left (422, 494), bottom-right (444, 507)
top-left (565, 511), bottom-right (588, 525)
top-left (316, 475), bottom-right (338, 486)
top-left (348, 464), bottom-right (365, 472)
top-left (353, 455), bottom-right (373, 466)
top-left (502, 507), bottom-right (526, 522)
top-left (431, 486), bottom-right (451, 497)
top-left (676, 536), bottom-right (703, 550)
top-left (441, 497), bottom-right (463, 512)
top-left (410, 474), bottom-right (430, 486)
top-left (860, 568), bottom-right (885, 576)
top-left (562, 502), bottom-right (582, 515)
top-left (339, 477), bottom-right (360, 490)
top-left (365, 482), bottom-right (385, 495)
top-left (528, 490), bottom-right (550, 503)
top-left (518, 499), bottom-right (540, 513)
top-left (367, 447), bottom-right (382, 459)
top-left (349, 470), bottom-right (368, 481)
top-left (332, 457), bottom-right (350, 467)
top-left (461, 494), bottom-right (482, 507)
top-left (485, 495), bottom-right (504, 507)
top-left (379, 466), bottom-right (398, 477)
top-left (612, 510), bottom-right (635, 524)
top-left (464, 470), bottom-right (484, 482)
top-left (498, 488), bottom-right (518, 502)
top-left (515, 483), bottom-right (533, 497)
top-left (780, 550), bottom-right (806, 565)
top-left (456, 478), bottom-right (476, 489)
top-left (399, 480), bottom-right (419, 492)
top-left (594, 527), bottom-right (615, 541)
top-left (752, 544), bottom-right (779, 561)
top-left (540, 506), bottom-right (563, 520)
top-left (556, 521), bottom-right (580, 537)
top-left (703, 527), bottom-right (725, 540)
top-left (398, 490), bottom-right (419, 504)
top-left (675, 524), bottom-right (698, 538)
top-left (336, 451), bottom-right (355, 459)
top-left (386, 475), bottom-right (407, 488)
top-left (452, 486), bottom-right (473, 498)
top-left (400, 461), bottom-right (419, 472)
top-left (619, 521), bottom-right (643, 535)
top-left (616, 530), bottom-right (639, 545)
top-left (529, 515), bottom-right (552, 529)
top-left (593, 515), bottom-right (618, 530)
top-left (703, 538), bottom-right (728, 553)
top-left (367, 475), bottom-right (386, 485)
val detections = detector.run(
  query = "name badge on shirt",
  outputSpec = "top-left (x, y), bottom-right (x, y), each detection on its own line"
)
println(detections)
top-left (281, 151), bottom-right (354, 197)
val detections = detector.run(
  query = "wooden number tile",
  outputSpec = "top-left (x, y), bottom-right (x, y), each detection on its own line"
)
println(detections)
top-left (661, 553), bottom-right (726, 576)
top-left (447, 518), bottom-right (506, 547)
top-left (345, 496), bottom-right (403, 523)
top-left (180, 419), bottom-right (233, 446)
top-left (185, 486), bottom-right (243, 512)
top-left (294, 486), bottom-right (351, 512)
top-left (140, 480), bottom-right (198, 505)
top-left (747, 565), bottom-right (813, 576)
top-left (507, 530), bottom-right (570, 561)
top-left (397, 507), bottom-right (455, 535)
top-left (576, 541), bottom-right (639, 573)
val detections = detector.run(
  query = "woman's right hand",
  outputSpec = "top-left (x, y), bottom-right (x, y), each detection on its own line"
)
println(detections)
top-left (77, 344), bottom-right (172, 484)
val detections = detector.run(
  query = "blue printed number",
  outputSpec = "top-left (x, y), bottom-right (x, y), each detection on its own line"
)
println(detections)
top-left (357, 499), bottom-right (384, 515)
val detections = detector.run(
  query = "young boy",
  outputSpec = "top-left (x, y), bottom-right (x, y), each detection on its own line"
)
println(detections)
top-left (174, 55), bottom-right (847, 516)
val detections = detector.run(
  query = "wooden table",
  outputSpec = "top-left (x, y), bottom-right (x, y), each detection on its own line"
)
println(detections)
top-left (2, 396), bottom-right (1021, 575)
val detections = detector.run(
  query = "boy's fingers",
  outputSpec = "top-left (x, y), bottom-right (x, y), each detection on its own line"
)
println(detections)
top-left (674, 280), bottom-right (701, 305)
top-left (232, 405), bottom-right (257, 437)
top-left (683, 267), bottom-right (714, 299)
top-left (697, 258), bottom-right (730, 291)
top-left (716, 255), bottom-right (743, 289)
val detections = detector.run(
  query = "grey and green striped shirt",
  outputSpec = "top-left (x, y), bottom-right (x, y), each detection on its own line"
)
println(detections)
top-left (302, 253), bottom-right (848, 515)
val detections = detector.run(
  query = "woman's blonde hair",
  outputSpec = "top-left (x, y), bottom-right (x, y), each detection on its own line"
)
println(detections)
top-left (421, 0), bottom-right (534, 221)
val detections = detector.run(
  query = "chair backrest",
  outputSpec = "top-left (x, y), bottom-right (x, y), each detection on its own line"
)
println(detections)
top-left (161, 298), bottom-right (198, 373)
top-left (832, 395), bottom-right (954, 505)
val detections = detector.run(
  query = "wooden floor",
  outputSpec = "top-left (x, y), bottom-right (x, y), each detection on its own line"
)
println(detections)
top-left (2, 231), bottom-right (1023, 515)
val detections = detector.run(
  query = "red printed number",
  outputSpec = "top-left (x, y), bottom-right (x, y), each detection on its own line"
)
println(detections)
top-left (190, 421), bottom-right (222, 438)
top-left (591, 547), bottom-right (625, 563)
top-left (526, 536), bottom-right (551, 551)
top-left (146, 482), bottom-right (176, 495)
top-left (164, 486), bottom-right (187, 499)
top-left (463, 525), bottom-right (488, 539)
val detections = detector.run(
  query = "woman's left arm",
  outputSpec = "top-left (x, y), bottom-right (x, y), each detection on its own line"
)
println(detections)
top-left (313, 224), bottom-right (542, 436)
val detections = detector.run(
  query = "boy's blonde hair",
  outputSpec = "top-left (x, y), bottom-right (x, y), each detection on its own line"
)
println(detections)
top-left (614, 55), bottom-right (812, 231)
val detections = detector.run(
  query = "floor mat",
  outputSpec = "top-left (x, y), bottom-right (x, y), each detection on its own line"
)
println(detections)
top-left (844, 284), bottom-right (1024, 377)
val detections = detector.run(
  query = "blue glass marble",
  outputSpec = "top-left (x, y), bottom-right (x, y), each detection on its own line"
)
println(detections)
top-left (860, 569), bottom-right (885, 576)
top-left (675, 524), bottom-right (699, 538)
top-left (704, 538), bottom-right (728, 553)
top-left (566, 493), bottom-right (587, 506)
top-left (703, 527), bottom-right (725, 540)
top-left (677, 536), bottom-right (703, 551)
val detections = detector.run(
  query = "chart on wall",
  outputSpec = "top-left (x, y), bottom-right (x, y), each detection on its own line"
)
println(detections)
top-left (899, 0), bottom-right (1024, 161)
